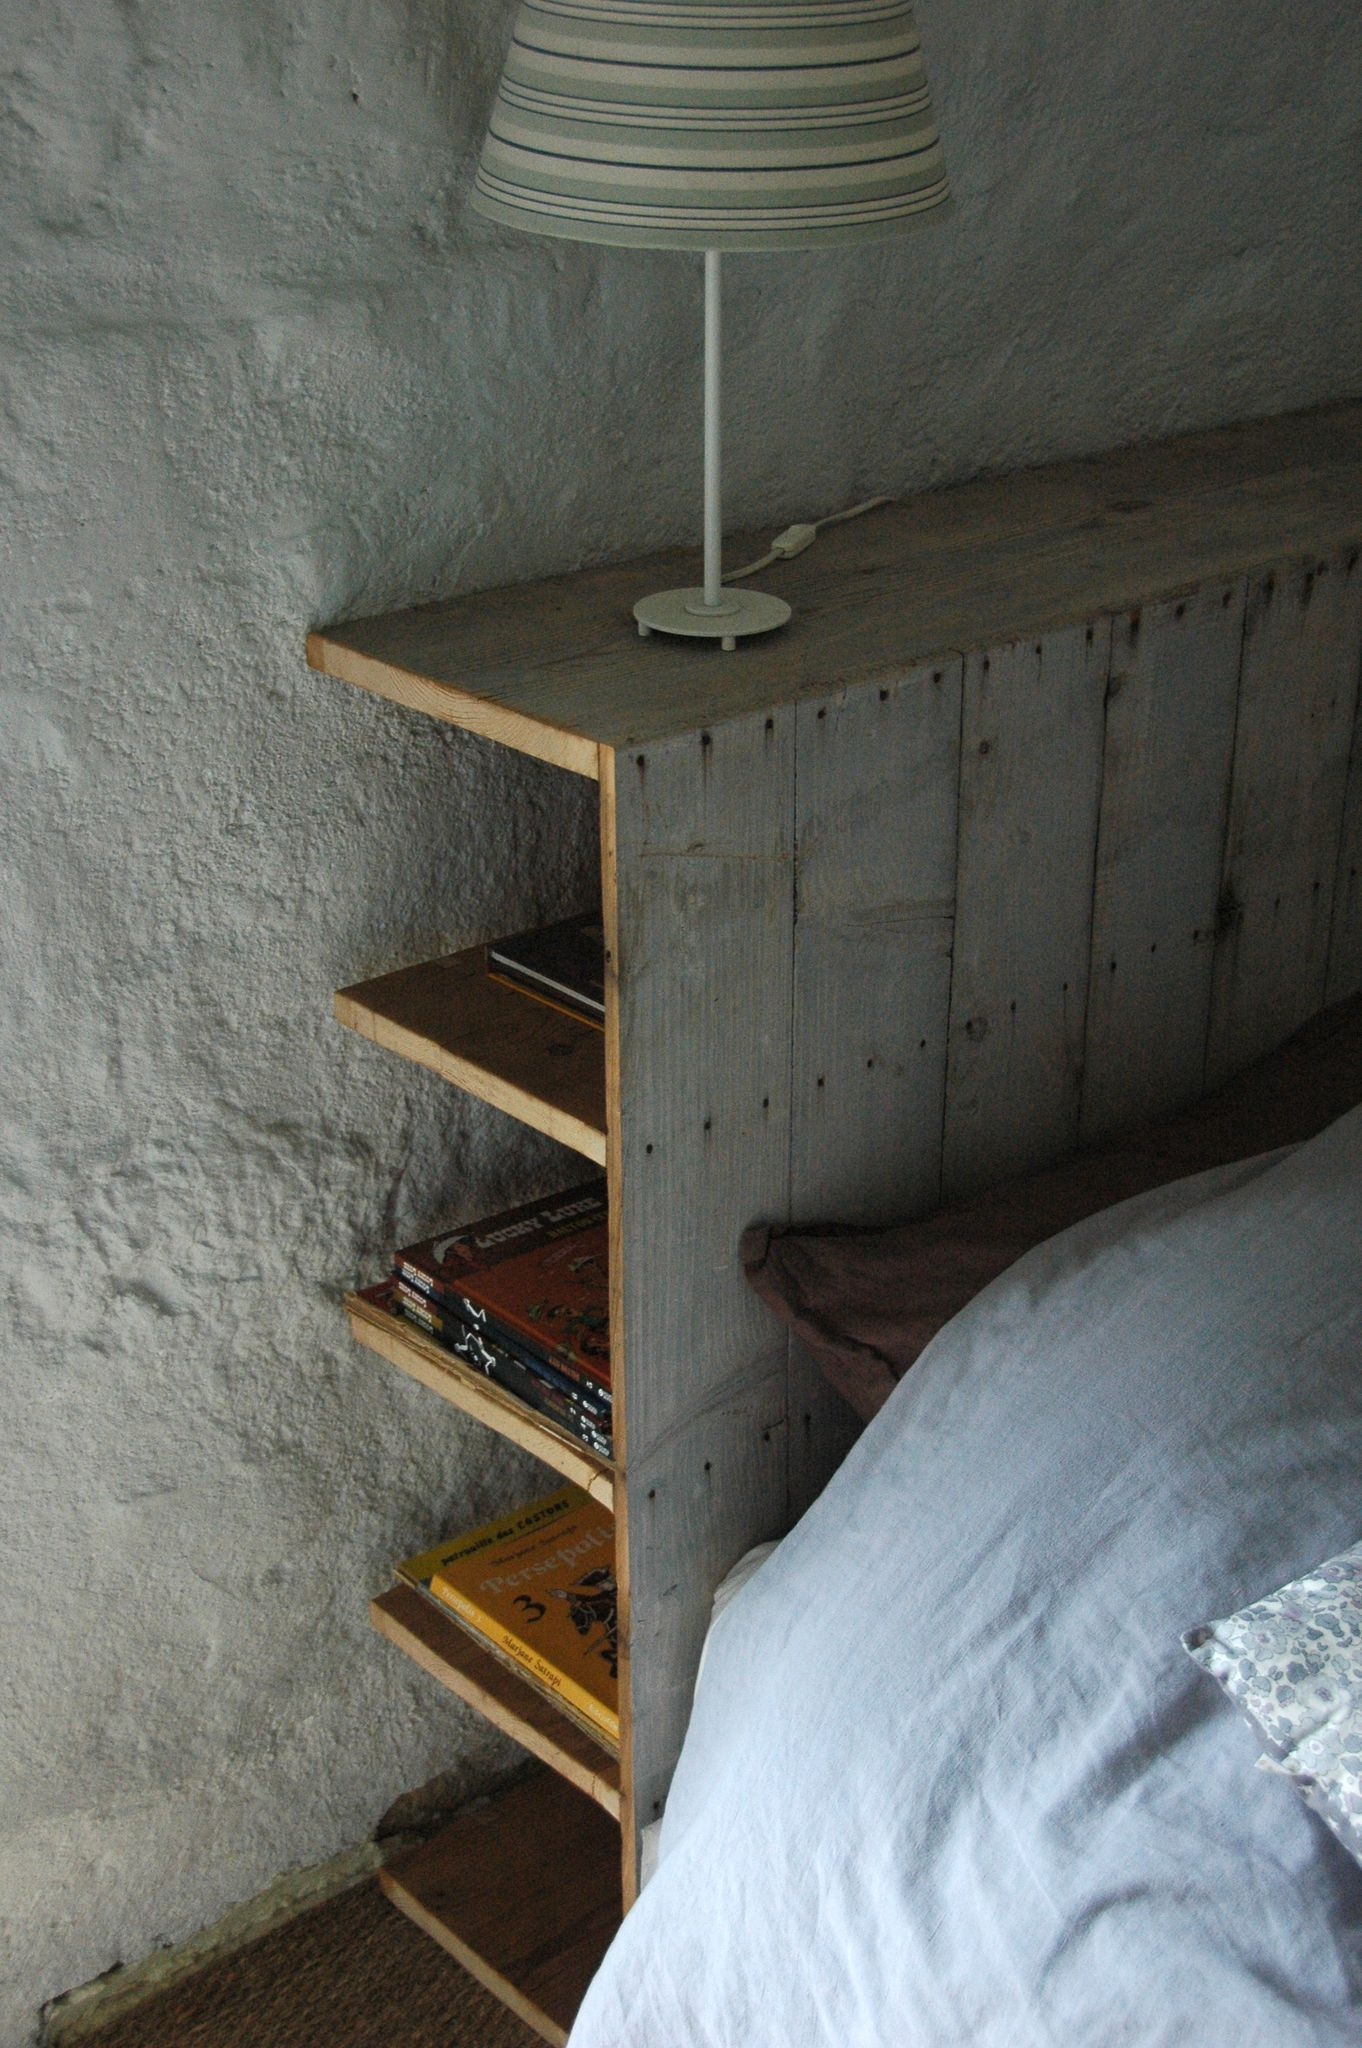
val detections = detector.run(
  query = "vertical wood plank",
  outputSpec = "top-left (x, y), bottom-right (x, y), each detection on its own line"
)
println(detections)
top-left (941, 621), bottom-right (1111, 1197)
top-left (608, 711), bottom-right (794, 1855)
top-left (1207, 550), bottom-right (1362, 1081)
top-left (1080, 580), bottom-right (1247, 1141)
top-left (787, 659), bottom-right (963, 1514)
top-left (596, 743), bottom-right (633, 1904)
top-left (1327, 577), bottom-right (1362, 1005)
top-left (790, 661), bottom-right (963, 1226)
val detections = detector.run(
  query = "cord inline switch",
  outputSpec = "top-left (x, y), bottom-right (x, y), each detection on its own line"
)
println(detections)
top-left (770, 524), bottom-right (818, 559)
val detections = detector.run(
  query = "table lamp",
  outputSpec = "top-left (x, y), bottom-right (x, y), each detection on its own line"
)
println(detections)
top-left (471, 0), bottom-right (950, 649)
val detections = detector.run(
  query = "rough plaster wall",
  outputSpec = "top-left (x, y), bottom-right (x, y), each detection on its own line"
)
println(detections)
top-left (1, 0), bottom-right (1359, 2038)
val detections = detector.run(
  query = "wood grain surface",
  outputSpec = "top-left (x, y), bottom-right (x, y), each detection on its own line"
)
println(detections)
top-left (334, 946), bottom-right (607, 1165)
top-left (1081, 582), bottom-right (1247, 1139)
top-left (370, 1587), bottom-right (622, 1816)
top-left (309, 401), bottom-right (1362, 762)
top-left (943, 623), bottom-right (1110, 1196)
top-left (1207, 549), bottom-right (1362, 1083)
top-left (379, 1769), bottom-right (621, 2047)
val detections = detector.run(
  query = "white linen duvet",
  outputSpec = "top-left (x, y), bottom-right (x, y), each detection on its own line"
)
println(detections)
top-left (571, 1108), bottom-right (1362, 2047)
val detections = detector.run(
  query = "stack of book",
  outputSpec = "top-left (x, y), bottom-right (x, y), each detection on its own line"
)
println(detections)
top-left (360, 1180), bottom-right (612, 1460)
top-left (397, 1484), bottom-right (619, 1744)
top-left (485, 911), bottom-right (605, 1029)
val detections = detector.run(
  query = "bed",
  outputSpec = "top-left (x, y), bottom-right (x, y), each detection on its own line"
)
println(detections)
top-left (569, 999), bottom-right (1362, 2046)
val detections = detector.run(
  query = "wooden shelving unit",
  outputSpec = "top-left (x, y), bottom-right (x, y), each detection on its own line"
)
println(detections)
top-left (313, 397), bottom-right (1362, 2043)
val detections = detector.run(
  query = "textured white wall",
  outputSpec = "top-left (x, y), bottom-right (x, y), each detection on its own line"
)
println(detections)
top-left (1, 0), bottom-right (1359, 2038)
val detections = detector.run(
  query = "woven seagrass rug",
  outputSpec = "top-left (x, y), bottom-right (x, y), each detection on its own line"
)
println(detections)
top-left (76, 1878), bottom-right (540, 2048)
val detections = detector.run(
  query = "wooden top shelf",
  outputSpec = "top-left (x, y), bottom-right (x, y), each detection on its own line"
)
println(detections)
top-left (346, 1289), bottom-right (615, 1509)
top-left (307, 399), bottom-right (1362, 770)
top-left (334, 945), bottom-right (607, 1166)
top-left (371, 1584), bottom-right (621, 1817)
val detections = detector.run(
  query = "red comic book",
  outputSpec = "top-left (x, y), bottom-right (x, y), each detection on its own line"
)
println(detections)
top-left (396, 1180), bottom-right (610, 1391)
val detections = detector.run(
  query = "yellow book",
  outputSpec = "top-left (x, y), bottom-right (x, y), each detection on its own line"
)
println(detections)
top-left (397, 1485), bottom-right (617, 1743)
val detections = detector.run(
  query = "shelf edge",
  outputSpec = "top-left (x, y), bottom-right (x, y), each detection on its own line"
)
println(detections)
top-left (346, 1292), bottom-right (616, 1509)
top-left (333, 985), bottom-right (608, 1168)
top-left (307, 630), bottom-right (601, 781)
top-left (371, 1586), bottom-right (622, 1817)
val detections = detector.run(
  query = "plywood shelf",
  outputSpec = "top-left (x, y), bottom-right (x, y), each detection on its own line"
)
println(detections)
top-left (379, 1766), bottom-right (622, 2048)
top-left (334, 945), bottom-right (607, 1165)
top-left (345, 1289), bottom-right (615, 1509)
top-left (372, 1584), bottom-right (621, 1817)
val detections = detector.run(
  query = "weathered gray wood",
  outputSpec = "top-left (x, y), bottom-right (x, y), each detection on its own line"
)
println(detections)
top-left (942, 622), bottom-right (1111, 1197)
top-left (1327, 592), bottom-right (1362, 1005)
top-left (790, 661), bottom-right (963, 1228)
top-left (309, 400), bottom-right (1362, 760)
top-left (1080, 581), bottom-right (1247, 1141)
top-left (787, 660), bottom-right (963, 1515)
top-left (1208, 551), bottom-right (1362, 1082)
top-left (605, 711), bottom-right (794, 1870)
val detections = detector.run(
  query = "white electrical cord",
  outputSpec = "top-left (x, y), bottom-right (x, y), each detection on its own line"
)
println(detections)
top-left (722, 494), bottom-right (894, 584)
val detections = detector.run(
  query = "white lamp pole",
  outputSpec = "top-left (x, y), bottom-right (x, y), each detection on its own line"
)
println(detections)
top-left (633, 252), bottom-right (791, 650)
top-left (702, 248), bottom-right (724, 614)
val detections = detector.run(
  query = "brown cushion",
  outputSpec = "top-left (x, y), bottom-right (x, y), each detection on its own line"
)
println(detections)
top-left (741, 993), bottom-right (1362, 1422)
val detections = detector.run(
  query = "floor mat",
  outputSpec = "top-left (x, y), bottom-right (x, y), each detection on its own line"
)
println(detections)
top-left (76, 1877), bottom-right (541, 2048)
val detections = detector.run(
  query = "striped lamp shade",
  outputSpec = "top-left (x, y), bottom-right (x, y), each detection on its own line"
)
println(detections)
top-left (471, 0), bottom-right (950, 252)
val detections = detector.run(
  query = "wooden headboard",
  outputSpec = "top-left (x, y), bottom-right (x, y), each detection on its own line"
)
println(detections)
top-left (313, 397), bottom-right (1362, 1862)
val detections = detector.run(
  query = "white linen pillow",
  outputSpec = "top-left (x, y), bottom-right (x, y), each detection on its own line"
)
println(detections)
top-left (1185, 1541), bottom-right (1362, 1866)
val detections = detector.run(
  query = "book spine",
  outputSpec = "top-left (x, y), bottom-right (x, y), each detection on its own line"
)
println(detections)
top-left (396, 1271), bottom-right (612, 1409)
top-left (427, 1578), bottom-right (619, 1744)
top-left (396, 1259), bottom-right (611, 1395)
top-left (393, 1294), bottom-right (613, 1458)
top-left (396, 1280), bottom-right (611, 1415)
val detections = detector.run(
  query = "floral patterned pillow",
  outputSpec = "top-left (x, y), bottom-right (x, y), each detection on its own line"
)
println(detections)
top-left (1184, 1541), bottom-right (1362, 1866)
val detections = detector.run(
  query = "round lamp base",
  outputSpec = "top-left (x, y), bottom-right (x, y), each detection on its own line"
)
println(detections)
top-left (634, 586), bottom-right (791, 651)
